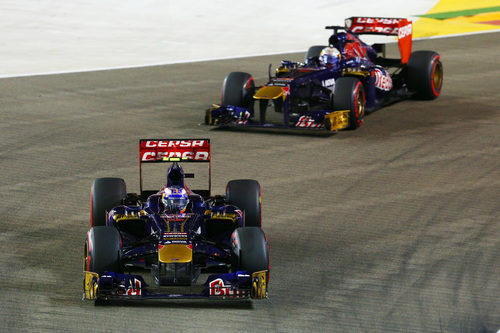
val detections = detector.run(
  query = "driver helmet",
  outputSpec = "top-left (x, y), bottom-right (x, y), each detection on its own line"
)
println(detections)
top-left (319, 46), bottom-right (341, 67)
top-left (162, 187), bottom-right (189, 213)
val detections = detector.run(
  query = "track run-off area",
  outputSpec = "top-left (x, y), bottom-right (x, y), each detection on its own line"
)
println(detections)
top-left (0, 32), bottom-right (499, 332)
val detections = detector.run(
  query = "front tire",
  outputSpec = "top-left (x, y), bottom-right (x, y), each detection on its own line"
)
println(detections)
top-left (84, 226), bottom-right (121, 274)
top-left (226, 179), bottom-right (262, 228)
top-left (91, 178), bottom-right (126, 227)
top-left (231, 227), bottom-right (269, 277)
top-left (333, 77), bottom-right (366, 130)
top-left (221, 72), bottom-right (255, 110)
top-left (407, 51), bottom-right (443, 100)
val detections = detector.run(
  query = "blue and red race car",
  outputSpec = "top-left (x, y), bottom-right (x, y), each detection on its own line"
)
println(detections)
top-left (205, 17), bottom-right (443, 131)
top-left (83, 139), bottom-right (269, 301)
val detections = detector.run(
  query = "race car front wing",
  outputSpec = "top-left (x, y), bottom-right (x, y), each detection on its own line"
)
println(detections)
top-left (205, 104), bottom-right (350, 132)
top-left (83, 270), bottom-right (268, 301)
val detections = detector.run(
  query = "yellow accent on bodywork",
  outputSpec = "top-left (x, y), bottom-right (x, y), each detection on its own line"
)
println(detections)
top-left (209, 212), bottom-right (239, 222)
top-left (113, 210), bottom-right (147, 222)
top-left (324, 111), bottom-right (350, 131)
top-left (251, 270), bottom-right (268, 299)
top-left (83, 271), bottom-right (99, 300)
top-left (254, 86), bottom-right (286, 100)
top-left (343, 70), bottom-right (370, 77)
top-left (158, 244), bottom-right (193, 263)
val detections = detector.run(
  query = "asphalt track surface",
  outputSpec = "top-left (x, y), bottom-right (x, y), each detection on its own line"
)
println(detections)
top-left (1, 33), bottom-right (499, 333)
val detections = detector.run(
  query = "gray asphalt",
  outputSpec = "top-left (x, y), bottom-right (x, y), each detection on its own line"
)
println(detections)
top-left (0, 32), bottom-right (499, 333)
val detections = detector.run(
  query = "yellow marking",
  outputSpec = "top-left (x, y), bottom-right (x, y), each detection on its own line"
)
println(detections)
top-left (162, 218), bottom-right (171, 232)
top-left (113, 210), bottom-right (147, 223)
top-left (180, 218), bottom-right (188, 232)
top-left (343, 70), bottom-right (370, 77)
top-left (413, 0), bottom-right (500, 38)
top-left (163, 157), bottom-right (181, 161)
top-left (158, 244), bottom-right (193, 263)
top-left (324, 111), bottom-right (349, 131)
top-left (83, 271), bottom-right (99, 300)
top-left (251, 270), bottom-right (268, 299)
top-left (209, 212), bottom-right (239, 222)
top-left (253, 86), bottom-right (286, 100)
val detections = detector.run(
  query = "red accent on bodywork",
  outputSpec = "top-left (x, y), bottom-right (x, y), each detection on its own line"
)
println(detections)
top-left (139, 140), bottom-right (211, 162)
top-left (397, 20), bottom-right (412, 64)
top-left (346, 17), bottom-right (412, 64)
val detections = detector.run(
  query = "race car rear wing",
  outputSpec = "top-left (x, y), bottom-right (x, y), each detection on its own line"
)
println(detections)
top-left (344, 17), bottom-right (413, 64)
top-left (139, 139), bottom-right (211, 197)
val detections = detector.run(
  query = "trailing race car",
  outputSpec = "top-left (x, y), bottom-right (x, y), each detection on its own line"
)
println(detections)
top-left (83, 139), bottom-right (269, 301)
top-left (205, 17), bottom-right (443, 131)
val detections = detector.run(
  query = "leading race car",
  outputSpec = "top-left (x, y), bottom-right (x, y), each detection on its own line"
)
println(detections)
top-left (83, 139), bottom-right (269, 301)
top-left (205, 17), bottom-right (443, 131)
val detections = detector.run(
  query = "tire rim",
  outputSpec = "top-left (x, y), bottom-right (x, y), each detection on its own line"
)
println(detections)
top-left (356, 86), bottom-right (366, 121)
top-left (432, 58), bottom-right (443, 95)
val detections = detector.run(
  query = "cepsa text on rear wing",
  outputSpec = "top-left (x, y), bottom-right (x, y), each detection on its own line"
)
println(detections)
top-left (139, 138), bottom-right (211, 195)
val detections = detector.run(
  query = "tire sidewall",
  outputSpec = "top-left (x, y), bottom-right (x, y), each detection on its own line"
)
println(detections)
top-left (231, 227), bottom-right (269, 277)
top-left (86, 226), bottom-right (121, 274)
top-left (221, 72), bottom-right (255, 109)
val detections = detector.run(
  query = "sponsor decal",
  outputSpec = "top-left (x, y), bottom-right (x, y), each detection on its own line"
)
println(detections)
top-left (143, 140), bottom-right (206, 148)
top-left (322, 78), bottom-right (335, 91)
top-left (161, 232), bottom-right (189, 243)
top-left (374, 68), bottom-right (393, 91)
top-left (349, 17), bottom-right (406, 35)
top-left (398, 23), bottom-right (412, 39)
top-left (354, 17), bottom-right (402, 25)
top-left (209, 278), bottom-right (248, 297)
top-left (125, 278), bottom-right (141, 296)
top-left (234, 110), bottom-right (251, 125)
top-left (295, 116), bottom-right (324, 129)
top-left (141, 151), bottom-right (209, 161)
top-left (140, 139), bottom-right (210, 162)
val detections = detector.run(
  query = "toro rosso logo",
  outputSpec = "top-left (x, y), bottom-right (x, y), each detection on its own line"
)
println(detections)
top-left (209, 278), bottom-right (248, 297)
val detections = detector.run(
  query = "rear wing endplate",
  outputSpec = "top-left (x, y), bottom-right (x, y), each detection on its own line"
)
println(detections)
top-left (139, 139), bottom-right (211, 196)
top-left (344, 17), bottom-right (413, 64)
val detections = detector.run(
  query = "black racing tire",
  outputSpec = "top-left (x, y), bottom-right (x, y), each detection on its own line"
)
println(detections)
top-left (91, 178), bottom-right (126, 227)
top-left (226, 179), bottom-right (262, 228)
top-left (406, 51), bottom-right (443, 100)
top-left (231, 227), bottom-right (269, 277)
top-left (305, 45), bottom-right (327, 62)
top-left (221, 72), bottom-right (255, 110)
top-left (84, 226), bottom-right (121, 274)
top-left (333, 77), bottom-right (366, 130)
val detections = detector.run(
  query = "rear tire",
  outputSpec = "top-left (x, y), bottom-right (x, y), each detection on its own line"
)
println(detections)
top-left (407, 51), bottom-right (443, 100)
top-left (231, 227), bottom-right (269, 277)
top-left (226, 179), bottom-right (262, 228)
top-left (333, 77), bottom-right (366, 129)
top-left (91, 178), bottom-right (126, 227)
top-left (84, 226), bottom-right (121, 274)
top-left (221, 72), bottom-right (255, 110)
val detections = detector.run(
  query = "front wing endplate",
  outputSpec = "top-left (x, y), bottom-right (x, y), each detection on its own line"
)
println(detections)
top-left (83, 271), bottom-right (99, 300)
top-left (324, 110), bottom-right (350, 131)
top-left (251, 270), bottom-right (268, 299)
